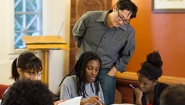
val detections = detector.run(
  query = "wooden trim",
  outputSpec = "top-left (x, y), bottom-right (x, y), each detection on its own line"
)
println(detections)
top-left (115, 71), bottom-right (185, 85)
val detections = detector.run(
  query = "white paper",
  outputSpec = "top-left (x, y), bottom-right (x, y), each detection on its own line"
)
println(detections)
top-left (111, 103), bottom-right (135, 105)
top-left (58, 96), bottom-right (82, 105)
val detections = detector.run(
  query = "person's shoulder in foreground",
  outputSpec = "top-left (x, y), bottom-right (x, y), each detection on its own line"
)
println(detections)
top-left (3, 79), bottom-right (54, 105)
top-left (160, 84), bottom-right (185, 105)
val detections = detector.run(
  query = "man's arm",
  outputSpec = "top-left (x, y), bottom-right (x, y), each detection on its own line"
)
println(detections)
top-left (72, 12), bottom-right (89, 48)
top-left (113, 29), bottom-right (135, 73)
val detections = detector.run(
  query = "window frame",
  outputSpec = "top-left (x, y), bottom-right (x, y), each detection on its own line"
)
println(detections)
top-left (14, 0), bottom-right (43, 49)
top-left (8, 0), bottom-right (52, 59)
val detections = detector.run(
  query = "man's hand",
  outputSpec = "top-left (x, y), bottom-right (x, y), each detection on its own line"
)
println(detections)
top-left (107, 66), bottom-right (118, 77)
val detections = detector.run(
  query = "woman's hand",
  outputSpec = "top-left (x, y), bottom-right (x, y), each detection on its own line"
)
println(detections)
top-left (135, 87), bottom-right (143, 105)
top-left (80, 96), bottom-right (102, 105)
top-left (53, 100), bottom-right (66, 105)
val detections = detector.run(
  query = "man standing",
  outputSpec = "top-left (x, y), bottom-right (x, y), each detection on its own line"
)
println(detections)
top-left (73, 0), bottom-right (138, 104)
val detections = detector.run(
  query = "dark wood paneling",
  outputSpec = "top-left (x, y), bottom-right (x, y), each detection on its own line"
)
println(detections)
top-left (116, 79), bottom-right (138, 104)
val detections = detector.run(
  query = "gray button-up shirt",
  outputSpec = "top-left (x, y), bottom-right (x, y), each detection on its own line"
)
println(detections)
top-left (73, 10), bottom-right (135, 72)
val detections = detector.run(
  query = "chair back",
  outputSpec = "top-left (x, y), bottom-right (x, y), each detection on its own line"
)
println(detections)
top-left (0, 84), bottom-right (9, 99)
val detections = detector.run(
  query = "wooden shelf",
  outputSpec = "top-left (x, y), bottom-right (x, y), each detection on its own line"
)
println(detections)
top-left (115, 71), bottom-right (185, 85)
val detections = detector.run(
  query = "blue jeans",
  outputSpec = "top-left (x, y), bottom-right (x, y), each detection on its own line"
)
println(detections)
top-left (99, 68), bottom-right (116, 105)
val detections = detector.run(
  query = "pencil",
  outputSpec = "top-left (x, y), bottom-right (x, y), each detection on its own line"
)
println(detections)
top-left (130, 84), bottom-right (136, 90)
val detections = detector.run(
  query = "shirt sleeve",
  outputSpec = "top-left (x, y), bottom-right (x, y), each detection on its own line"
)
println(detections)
top-left (115, 28), bottom-right (135, 72)
top-left (72, 12), bottom-right (90, 48)
top-left (60, 79), bottom-right (72, 100)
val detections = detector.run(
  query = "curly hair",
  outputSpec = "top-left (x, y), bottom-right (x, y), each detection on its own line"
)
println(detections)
top-left (160, 84), bottom-right (185, 105)
top-left (3, 79), bottom-right (54, 105)
top-left (59, 51), bottom-right (102, 98)
top-left (138, 51), bottom-right (163, 81)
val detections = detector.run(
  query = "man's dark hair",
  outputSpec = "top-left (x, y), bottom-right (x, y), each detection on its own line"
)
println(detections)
top-left (3, 79), bottom-right (54, 105)
top-left (116, 0), bottom-right (138, 19)
top-left (59, 51), bottom-right (101, 98)
top-left (160, 84), bottom-right (185, 105)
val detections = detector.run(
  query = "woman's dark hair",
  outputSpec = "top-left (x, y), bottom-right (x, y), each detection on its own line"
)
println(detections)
top-left (138, 51), bottom-right (163, 81)
top-left (3, 79), bottom-right (54, 105)
top-left (11, 51), bottom-right (42, 81)
top-left (59, 51), bottom-right (102, 98)
top-left (115, 0), bottom-right (138, 19)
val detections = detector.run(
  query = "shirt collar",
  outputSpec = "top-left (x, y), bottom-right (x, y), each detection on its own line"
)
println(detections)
top-left (96, 10), bottom-right (110, 23)
top-left (96, 10), bottom-right (127, 31)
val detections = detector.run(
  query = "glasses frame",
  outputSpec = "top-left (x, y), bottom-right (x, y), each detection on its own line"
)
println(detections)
top-left (21, 69), bottom-right (42, 78)
top-left (117, 9), bottom-right (130, 24)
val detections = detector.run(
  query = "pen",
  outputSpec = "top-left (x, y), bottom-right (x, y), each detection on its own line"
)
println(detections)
top-left (130, 84), bottom-right (143, 96)
top-left (130, 84), bottom-right (136, 90)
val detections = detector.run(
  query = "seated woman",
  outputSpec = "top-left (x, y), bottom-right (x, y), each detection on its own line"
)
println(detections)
top-left (59, 51), bottom-right (104, 105)
top-left (1, 51), bottom-right (43, 105)
top-left (134, 51), bottom-right (169, 105)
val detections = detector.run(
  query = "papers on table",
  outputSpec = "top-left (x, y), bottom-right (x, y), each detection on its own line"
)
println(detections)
top-left (58, 96), bottom-right (82, 105)
top-left (111, 103), bottom-right (135, 105)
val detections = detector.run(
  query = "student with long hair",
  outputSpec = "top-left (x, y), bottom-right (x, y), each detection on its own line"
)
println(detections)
top-left (59, 51), bottom-right (104, 105)
top-left (134, 51), bottom-right (169, 105)
top-left (1, 51), bottom-right (42, 105)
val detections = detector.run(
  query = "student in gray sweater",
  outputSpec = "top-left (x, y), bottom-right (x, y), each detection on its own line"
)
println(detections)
top-left (59, 51), bottom-right (104, 105)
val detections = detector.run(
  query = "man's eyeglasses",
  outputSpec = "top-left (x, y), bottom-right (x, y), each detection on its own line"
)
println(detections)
top-left (117, 9), bottom-right (130, 24)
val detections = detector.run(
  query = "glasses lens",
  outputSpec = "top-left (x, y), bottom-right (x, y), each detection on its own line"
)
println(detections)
top-left (124, 20), bottom-right (129, 24)
top-left (117, 9), bottom-right (130, 24)
top-left (28, 71), bottom-right (42, 77)
top-left (37, 71), bottom-right (42, 76)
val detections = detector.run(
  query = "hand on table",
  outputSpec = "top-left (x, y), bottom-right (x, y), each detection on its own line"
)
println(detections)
top-left (54, 100), bottom-right (66, 105)
top-left (80, 96), bottom-right (103, 105)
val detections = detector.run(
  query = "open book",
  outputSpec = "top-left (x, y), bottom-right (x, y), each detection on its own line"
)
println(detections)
top-left (58, 96), bottom-right (82, 105)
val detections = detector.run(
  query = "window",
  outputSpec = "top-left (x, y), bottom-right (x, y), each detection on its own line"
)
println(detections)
top-left (14, 0), bottom-right (42, 49)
